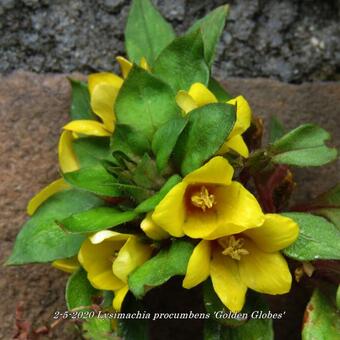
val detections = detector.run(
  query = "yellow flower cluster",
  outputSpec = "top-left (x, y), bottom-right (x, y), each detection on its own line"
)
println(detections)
top-left (29, 57), bottom-right (299, 313)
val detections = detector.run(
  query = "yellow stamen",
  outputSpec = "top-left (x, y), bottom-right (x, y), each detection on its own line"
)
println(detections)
top-left (219, 236), bottom-right (249, 260)
top-left (191, 186), bottom-right (216, 212)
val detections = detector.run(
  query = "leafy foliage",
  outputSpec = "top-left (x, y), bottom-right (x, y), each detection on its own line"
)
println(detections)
top-left (8, 190), bottom-right (103, 265)
top-left (282, 212), bottom-right (340, 260)
top-left (271, 124), bottom-right (337, 167)
top-left (128, 240), bottom-right (194, 298)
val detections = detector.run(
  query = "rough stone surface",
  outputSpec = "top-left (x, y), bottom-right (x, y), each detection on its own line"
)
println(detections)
top-left (1, 0), bottom-right (340, 82)
top-left (0, 71), bottom-right (339, 339)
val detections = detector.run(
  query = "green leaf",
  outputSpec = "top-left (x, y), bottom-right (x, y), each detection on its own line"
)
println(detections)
top-left (305, 184), bottom-right (340, 229)
top-left (60, 207), bottom-right (138, 234)
top-left (153, 30), bottom-right (209, 92)
top-left (271, 124), bottom-right (338, 167)
top-left (115, 66), bottom-right (179, 141)
top-left (187, 5), bottom-right (229, 66)
top-left (125, 0), bottom-right (175, 66)
top-left (302, 287), bottom-right (340, 340)
top-left (110, 124), bottom-right (151, 160)
top-left (152, 116), bottom-right (188, 172)
top-left (282, 212), bottom-right (340, 261)
top-left (174, 103), bottom-right (236, 175)
top-left (64, 165), bottom-right (122, 197)
top-left (268, 115), bottom-right (285, 143)
top-left (208, 77), bottom-right (232, 101)
top-left (128, 239), bottom-right (194, 298)
top-left (132, 153), bottom-right (160, 189)
top-left (66, 268), bottom-right (98, 311)
top-left (83, 318), bottom-right (114, 340)
top-left (117, 294), bottom-right (149, 340)
top-left (7, 190), bottom-right (103, 265)
top-left (73, 137), bottom-right (114, 168)
top-left (135, 174), bottom-right (182, 213)
top-left (68, 79), bottom-right (95, 120)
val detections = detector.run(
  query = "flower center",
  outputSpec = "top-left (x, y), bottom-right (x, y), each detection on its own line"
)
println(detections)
top-left (218, 235), bottom-right (249, 260)
top-left (190, 186), bottom-right (216, 212)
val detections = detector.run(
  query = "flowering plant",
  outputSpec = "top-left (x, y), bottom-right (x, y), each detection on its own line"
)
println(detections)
top-left (8, 0), bottom-right (340, 339)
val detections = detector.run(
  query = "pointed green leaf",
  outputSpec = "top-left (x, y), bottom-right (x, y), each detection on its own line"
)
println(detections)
top-left (282, 212), bottom-right (340, 261)
top-left (110, 124), bottom-right (151, 160)
top-left (66, 268), bottom-right (98, 311)
top-left (128, 239), bottom-right (194, 298)
top-left (135, 174), bottom-right (182, 213)
top-left (271, 124), bottom-right (337, 167)
top-left (208, 77), bottom-right (232, 101)
top-left (60, 207), bottom-right (138, 233)
top-left (125, 0), bottom-right (175, 65)
top-left (174, 103), bottom-right (236, 175)
top-left (269, 115), bottom-right (285, 143)
top-left (304, 184), bottom-right (340, 229)
top-left (7, 190), bottom-right (103, 265)
top-left (132, 153), bottom-right (160, 189)
top-left (188, 5), bottom-right (229, 66)
top-left (302, 287), bottom-right (340, 340)
top-left (115, 66), bottom-right (179, 141)
top-left (82, 318), bottom-right (114, 340)
top-left (152, 116), bottom-right (188, 172)
top-left (153, 30), bottom-right (209, 92)
top-left (64, 165), bottom-right (122, 197)
top-left (73, 137), bottom-right (114, 168)
top-left (68, 79), bottom-right (95, 120)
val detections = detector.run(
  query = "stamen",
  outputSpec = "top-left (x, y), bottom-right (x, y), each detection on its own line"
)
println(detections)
top-left (191, 186), bottom-right (216, 212)
top-left (219, 236), bottom-right (249, 260)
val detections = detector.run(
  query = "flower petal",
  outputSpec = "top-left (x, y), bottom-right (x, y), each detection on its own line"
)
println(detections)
top-left (188, 83), bottom-right (217, 107)
top-left (207, 182), bottom-right (264, 239)
top-left (245, 214), bottom-right (299, 253)
top-left (90, 83), bottom-right (118, 132)
top-left (52, 257), bottom-right (80, 273)
top-left (112, 236), bottom-right (152, 283)
top-left (183, 156), bottom-right (234, 186)
top-left (183, 210), bottom-right (219, 239)
top-left (26, 178), bottom-right (70, 215)
top-left (239, 239), bottom-right (292, 295)
top-left (183, 240), bottom-right (211, 288)
top-left (141, 213), bottom-right (169, 240)
top-left (152, 182), bottom-right (187, 237)
top-left (88, 72), bottom-right (123, 95)
top-left (116, 56), bottom-right (132, 78)
top-left (176, 90), bottom-right (198, 114)
top-left (218, 135), bottom-right (249, 158)
top-left (58, 130), bottom-right (79, 173)
top-left (78, 238), bottom-right (125, 291)
top-left (210, 250), bottom-right (247, 312)
top-left (113, 285), bottom-right (129, 311)
top-left (227, 95), bottom-right (252, 138)
top-left (140, 57), bottom-right (150, 71)
top-left (63, 120), bottom-right (111, 137)
top-left (89, 230), bottom-right (130, 244)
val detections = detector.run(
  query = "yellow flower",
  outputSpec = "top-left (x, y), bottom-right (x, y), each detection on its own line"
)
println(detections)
top-left (27, 57), bottom-right (150, 215)
top-left (52, 256), bottom-right (80, 273)
top-left (176, 83), bottom-right (251, 157)
top-left (182, 214), bottom-right (299, 312)
top-left (62, 56), bottom-right (150, 138)
top-left (152, 156), bottom-right (264, 239)
top-left (141, 212), bottom-right (169, 240)
top-left (78, 230), bottom-right (153, 311)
